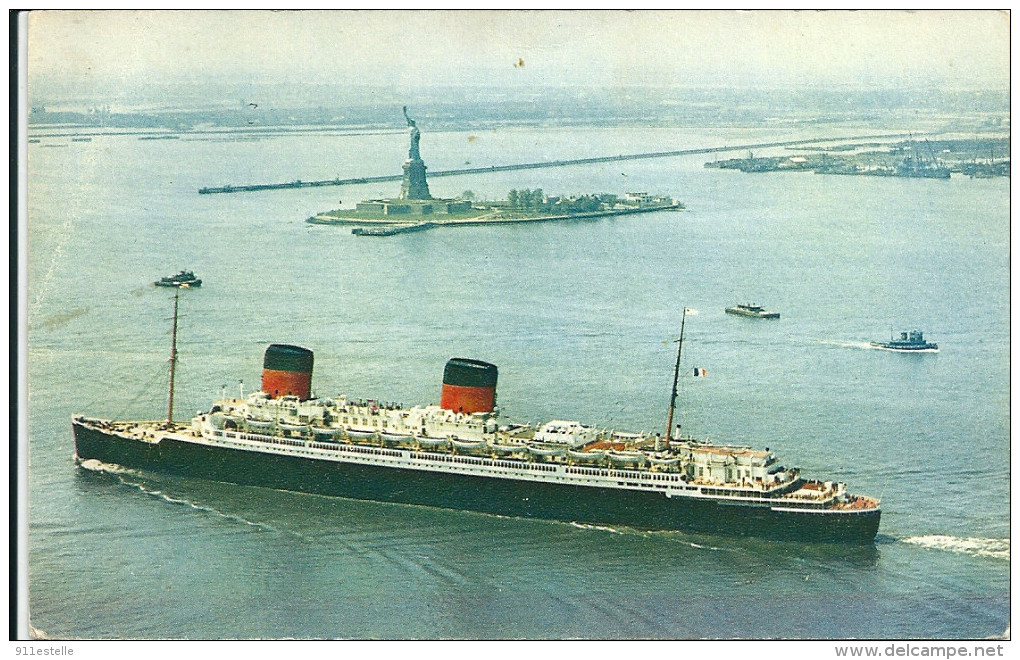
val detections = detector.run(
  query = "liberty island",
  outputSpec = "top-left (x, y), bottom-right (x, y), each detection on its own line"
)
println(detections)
top-left (306, 108), bottom-right (682, 235)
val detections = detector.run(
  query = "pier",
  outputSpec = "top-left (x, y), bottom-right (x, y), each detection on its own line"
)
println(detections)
top-left (198, 133), bottom-right (917, 195)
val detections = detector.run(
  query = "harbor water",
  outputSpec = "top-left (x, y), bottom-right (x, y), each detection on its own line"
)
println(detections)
top-left (25, 121), bottom-right (1009, 639)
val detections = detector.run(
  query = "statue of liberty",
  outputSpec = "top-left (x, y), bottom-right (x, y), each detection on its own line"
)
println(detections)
top-left (399, 106), bottom-right (431, 199)
top-left (403, 106), bottom-right (421, 161)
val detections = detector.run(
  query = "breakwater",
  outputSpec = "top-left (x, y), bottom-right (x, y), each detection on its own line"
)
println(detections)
top-left (198, 133), bottom-right (916, 194)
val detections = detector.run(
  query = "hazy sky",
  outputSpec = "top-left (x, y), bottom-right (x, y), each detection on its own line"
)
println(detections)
top-left (26, 10), bottom-right (1010, 95)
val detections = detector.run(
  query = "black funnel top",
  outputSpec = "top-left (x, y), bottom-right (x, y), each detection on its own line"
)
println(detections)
top-left (443, 358), bottom-right (498, 388)
top-left (263, 344), bottom-right (314, 373)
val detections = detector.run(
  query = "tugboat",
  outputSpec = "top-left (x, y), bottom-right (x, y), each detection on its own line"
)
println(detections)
top-left (725, 303), bottom-right (780, 319)
top-left (155, 270), bottom-right (202, 288)
top-left (871, 330), bottom-right (938, 352)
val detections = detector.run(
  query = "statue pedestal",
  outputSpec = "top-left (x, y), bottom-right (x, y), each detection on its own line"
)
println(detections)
top-left (400, 158), bottom-right (432, 200)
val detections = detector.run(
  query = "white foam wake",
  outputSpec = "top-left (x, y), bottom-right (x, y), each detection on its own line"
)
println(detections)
top-left (119, 479), bottom-right (289, 534)
top-left (565, 522), bottom-right (726, 550)
top-left (76, 457), bottom-right (140, 476)
top-left (900, 535), bottom-right (1009, 560)
top-left (568, 521), bottom-right (622, 534)
top-left (816, 339), bottom-right (876, 350)
top-left (77, 457), bottom-right (293, 536)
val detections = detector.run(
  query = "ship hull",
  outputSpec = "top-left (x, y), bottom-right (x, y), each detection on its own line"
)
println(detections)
top-left (725, 307), bottom-right (779, 319)
top-left (870, 343), bottom-right (938, 352)
top-left (73, 420), bottom-right (880, 544)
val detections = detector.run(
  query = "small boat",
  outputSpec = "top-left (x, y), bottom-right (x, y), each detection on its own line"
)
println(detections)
top-left (871, 330), bottom-right (938, 352)
top-left (489, 442), bottom-right (522, 454)
top-left (245, 417), bottom-right (275, 431)
top-left (608, 451), bottom-right (646, 465)
top-left (311, 426), bottom-right (340, 438)
top-left (379, 430), bottom-right (414, 444)
top-left (155, 270), bottom-right (202, 288)
top-left (527, 444), bottom-right (566, 458)
top-left (648, 455), bottom-right (681, 467)
top-left (567, 448), bottom-right (607, 462)
top-left (345, 427), bottom-right (377, 441)
top-left (277, 421), bottom-right (308, 433)
top-left (726, 303), bottom-right (779, 319)
top-left (451, 437), bottom-right (487, 451)
top-left (209, 413), bottom-right (244, 431)
top-left (416, 435), bottom-right (450, 449)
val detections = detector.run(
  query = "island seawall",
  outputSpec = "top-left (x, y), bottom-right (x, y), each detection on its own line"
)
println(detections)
top-left (309, 202), bottom-right (684, 236)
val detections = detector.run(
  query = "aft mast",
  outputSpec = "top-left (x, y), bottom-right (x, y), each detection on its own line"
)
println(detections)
top-left (662, 307), bottom-right (688, 450)
top-left (167, 290), bottom-right (180, 425)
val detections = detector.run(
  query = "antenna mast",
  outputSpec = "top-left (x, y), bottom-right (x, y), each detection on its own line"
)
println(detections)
top-left (167, 290), bottom-right (180, 425)
top-left (663, 307), bottom-right (688, 449)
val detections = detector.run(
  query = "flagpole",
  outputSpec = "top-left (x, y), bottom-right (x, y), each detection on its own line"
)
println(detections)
top-left (663, 307), bottom-right (687, 449)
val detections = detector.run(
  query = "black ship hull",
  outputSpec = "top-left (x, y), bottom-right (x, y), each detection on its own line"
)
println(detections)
top-left (73, 420), bottom-right (880, 544)
top-left (155, 281), bottom-right (201, 288)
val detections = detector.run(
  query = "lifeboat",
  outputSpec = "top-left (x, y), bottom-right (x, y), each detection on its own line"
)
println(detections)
top-left (608, 451), bottom-right (645, 466)
top-left (311, 426), bottom-right (340, 438)
top-left (245, 417), bottom-right (275, 431)
top-left (379, 430), bottom-right (414, 444)
top-left (213, 414), bottom-right (245, 431)
top-left (416, 435), bottom-right (450, 449)
top-left (567, 448), bottom-right (607, 462)
top-left (527, 444), bottom-right (566, 458)
top-left (489, 441), bottom-right (522, 454)
top-left (277, 421), bottom-right (308, 434)
top-left (345, 427), bottom-right (377, 441)
top-left (451, 437), bottom-right (487, 452)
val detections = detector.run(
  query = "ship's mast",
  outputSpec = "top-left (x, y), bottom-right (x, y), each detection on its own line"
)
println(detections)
top-left (167, 289), bottom-right (180, 425)
top-left (662, 307), bottom-right (687, 450)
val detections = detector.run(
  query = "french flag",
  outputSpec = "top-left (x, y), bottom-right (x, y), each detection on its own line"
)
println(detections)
top-left (693, 367), bottom-right (707, 377)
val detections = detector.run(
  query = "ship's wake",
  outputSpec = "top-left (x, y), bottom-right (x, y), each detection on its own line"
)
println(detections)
top-left (899, 535), bottom-right (1009, 560)
top-left (816, 339), bottom-right (879, 350)
top-left (568, 521), bottom-right (624, 534)
top-left (567, 521), bottom-right (728, 551)
top-left (815, 339), bottom-right (940, 353)
top-left (76, 457), bottom-right (301, 538)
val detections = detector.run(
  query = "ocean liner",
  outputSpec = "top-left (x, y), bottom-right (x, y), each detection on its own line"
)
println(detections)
top-left (72, 298), bottom-right (880, 543)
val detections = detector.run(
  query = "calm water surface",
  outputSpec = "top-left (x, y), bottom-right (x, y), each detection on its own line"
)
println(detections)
top-left (26, 123), bottom-right (1009, 639)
